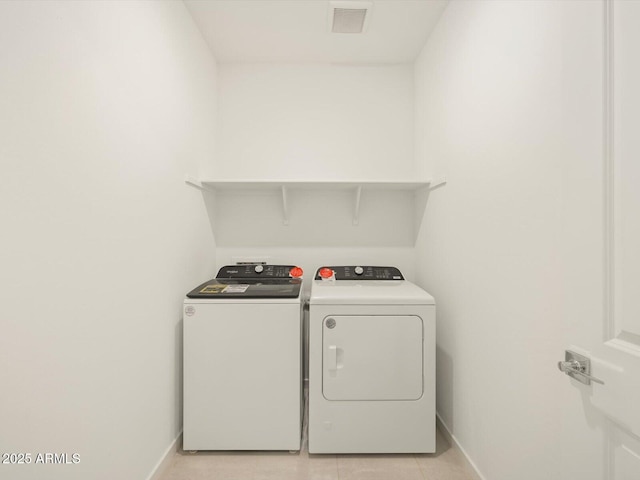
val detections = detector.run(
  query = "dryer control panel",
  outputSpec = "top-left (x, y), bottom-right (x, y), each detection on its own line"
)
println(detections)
top-left (314, 266), bottom-right (404, 281)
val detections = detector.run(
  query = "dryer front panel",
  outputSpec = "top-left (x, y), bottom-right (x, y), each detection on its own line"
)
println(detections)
top-left (322, 315), bottom-right (423, 401)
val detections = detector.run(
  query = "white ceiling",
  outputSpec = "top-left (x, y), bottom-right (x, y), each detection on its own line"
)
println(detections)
top-left (183, 0), bottom-right (449, 64)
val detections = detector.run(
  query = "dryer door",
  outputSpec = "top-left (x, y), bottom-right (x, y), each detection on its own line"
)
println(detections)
top-left (322, 315), bottom-right (423, 401)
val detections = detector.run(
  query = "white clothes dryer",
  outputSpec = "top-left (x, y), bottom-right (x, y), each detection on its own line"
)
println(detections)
top-left (183, 264), bottom-right (304, 451)
top-left (308, 266), bottom-right (435, 454)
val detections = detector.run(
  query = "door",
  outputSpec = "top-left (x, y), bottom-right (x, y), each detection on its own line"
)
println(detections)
top-left (322, 315), bottom-right (423, 400)
top-left (561, 1), bottom-right (640, 478)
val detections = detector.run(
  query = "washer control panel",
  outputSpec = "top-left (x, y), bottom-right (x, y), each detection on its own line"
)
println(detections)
top-left (217, 264), bottom-right (302, 279)
top-left (314, 266), bottom-right (404, 281)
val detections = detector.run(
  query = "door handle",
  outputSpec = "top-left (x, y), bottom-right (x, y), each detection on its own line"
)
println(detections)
top-left (328, 345), bottom-right (337, 371)
top-left (327, 345), bottom-right (344, 372)
top-left (557, 350), bottom-right (605, 386)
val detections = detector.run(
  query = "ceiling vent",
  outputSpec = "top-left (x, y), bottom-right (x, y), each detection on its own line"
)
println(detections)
top-left (329, 1), bottom-right (373, 34)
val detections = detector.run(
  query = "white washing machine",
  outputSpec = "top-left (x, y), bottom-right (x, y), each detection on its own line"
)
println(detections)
top-left (308, 266), bottom-right (435, 454)
top-left (183, 264), bottom-right (304, 451)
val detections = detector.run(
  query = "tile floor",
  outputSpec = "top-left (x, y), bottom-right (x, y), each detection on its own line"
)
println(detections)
top-left (159, 426), bottom-right (481, 480)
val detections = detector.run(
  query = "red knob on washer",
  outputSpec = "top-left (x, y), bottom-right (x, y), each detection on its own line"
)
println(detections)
top-left (289, 266), bottom-right (303, 278)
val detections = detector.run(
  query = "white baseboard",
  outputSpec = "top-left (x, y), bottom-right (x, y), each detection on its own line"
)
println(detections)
top-left (436, 413), bottom-right (487, 480)
top-left (146, 431), bottom-right (182, 480)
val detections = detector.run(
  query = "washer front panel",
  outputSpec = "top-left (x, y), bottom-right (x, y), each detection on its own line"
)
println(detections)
top-left (183, 301), bottom-right (302, 451)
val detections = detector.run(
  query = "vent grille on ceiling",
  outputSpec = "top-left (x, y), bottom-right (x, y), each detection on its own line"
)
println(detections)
top-left (329, 1), bottom-right (372, 34)
top-left (332, 8), bottom-right (367, 33)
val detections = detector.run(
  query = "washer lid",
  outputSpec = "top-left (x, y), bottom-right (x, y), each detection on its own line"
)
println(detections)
top-left (186, 278), bottom-right (302, 299)
top-left (310, 280), bottom-right (434, 305)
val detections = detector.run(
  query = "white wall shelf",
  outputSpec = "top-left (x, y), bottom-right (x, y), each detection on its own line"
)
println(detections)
top-left (184, 176), bottom-right (446, 246)
top-left (185, 177), bottom-right (446, 227)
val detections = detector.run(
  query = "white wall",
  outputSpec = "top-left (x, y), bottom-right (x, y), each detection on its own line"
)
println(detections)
top-left (0, 2), bottom-right (217, 479)
top-left (414, 2), bottom-right (567, 479)
top-left (210, 62), bottom-right (417, 283)
top-left (215, 63), bottom-right (414, 180)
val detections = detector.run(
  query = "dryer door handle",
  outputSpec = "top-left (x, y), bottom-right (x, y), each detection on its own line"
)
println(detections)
top-left (327, 345), bottom-right (344, 371)
top-left (328, 345), bottom-right (338, 371)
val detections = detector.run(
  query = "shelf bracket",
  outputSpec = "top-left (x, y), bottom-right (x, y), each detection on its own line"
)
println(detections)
top-left (353, 185), bottom-right (362, 226)
top-left (281, 186), bottom-right (289, 226)
top-left (184, 175), bottom-right (214, 192)
top-left (428, 175), bottom-right (447, 190)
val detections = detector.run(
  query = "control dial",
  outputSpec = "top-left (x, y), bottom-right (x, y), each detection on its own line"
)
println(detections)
top-left (354, 266), bottom-right (364, 275)
top-left (254, 265), bottom-right (264, 274)
top-left (319, 267), bottom-right (334, 279)
top-left (289, 266), bottom-right (303, 278)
